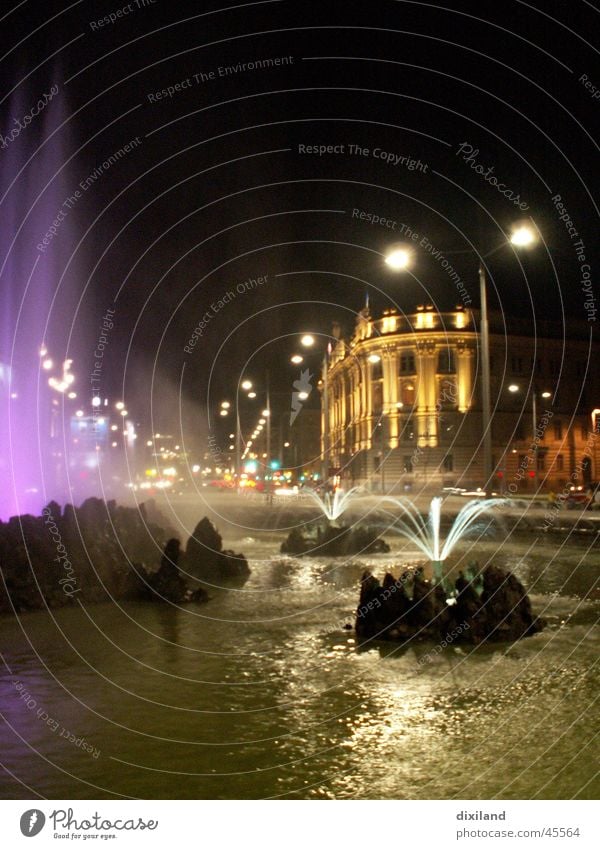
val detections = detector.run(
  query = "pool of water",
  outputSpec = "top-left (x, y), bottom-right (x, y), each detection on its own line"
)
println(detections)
top-left (0, 535), bottom-right (598, 799)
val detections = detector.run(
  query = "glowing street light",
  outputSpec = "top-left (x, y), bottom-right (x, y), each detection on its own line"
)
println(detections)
top-left (508, 384), bottom-right (520, 393)
top-left (385, 247), bottom-right (412, 270)
top-left (300, 334), bottom-right (315, 348)
top-left (241, 380), bottom-right (253, 391)
top-left (42, 358), bottom-right (53, 370)
top-left (115, 401), bottom-right (125, 411)
top-left (509, 224), bottom-right (537, 247)
top-left (248, 391), bottom-right (257, 399)
top-left (91, 396), bottom-right (102, 407)
top-left (220, 401), bottom-right (231, 409)
top-left (290, 354), bottom-right (303, 364)
top-left (262, 409), bottom-right (270, 417)
top-left (368, 353), bottom-right (381, 364)
top-left (220, 409), bottom-right (228, 416)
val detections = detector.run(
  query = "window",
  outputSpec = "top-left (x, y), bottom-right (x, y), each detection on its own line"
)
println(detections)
top-left (439, 378), bottom-right (457, 407)
top-left (437, 348), bottom-right (456, 373)
top-left (553, 421), bottom-right (562, 440)
top-left (403, 455), bottom-right (414, 473)
top-left (530, 357), bottom-right (542, 374)
top-left (442, 454), bottom-right (454, 472)
top-left (537, 452), bottom-right (546, 471)
top-left (399, 380), bottom-right (416, 407)
top-left (556, 454), bottom-right (564, 471)
top-left (399, 352), bottom-right (415, 374)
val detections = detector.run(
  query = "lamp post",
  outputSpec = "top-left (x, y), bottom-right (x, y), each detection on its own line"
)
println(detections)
top-left (509, 384), bottom-right (551, 494)
top-left (386, 222), bottom-right (538, 498)
top-left (591, 409), bottom-right (600, 481)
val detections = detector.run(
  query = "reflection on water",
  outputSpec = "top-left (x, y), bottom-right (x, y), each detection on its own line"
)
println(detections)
top-left (0, 537), bottom-right (598, 799)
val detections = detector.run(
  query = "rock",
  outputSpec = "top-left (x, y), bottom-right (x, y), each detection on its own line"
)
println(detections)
top-left (0, 502), bottom-right (240, 613)
top-left (281, 522), bottom-right (390, 556)
top-left (355, 564), bottom-right (545, 646)
top-left (184, 518), bottom-right (250, 585)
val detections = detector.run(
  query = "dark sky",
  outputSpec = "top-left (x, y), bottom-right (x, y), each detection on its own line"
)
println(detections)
top-left (2, 0), bottom-right (598, 447)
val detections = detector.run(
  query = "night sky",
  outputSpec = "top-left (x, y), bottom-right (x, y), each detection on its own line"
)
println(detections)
top-left (2, 0), bottom-right (598, 451)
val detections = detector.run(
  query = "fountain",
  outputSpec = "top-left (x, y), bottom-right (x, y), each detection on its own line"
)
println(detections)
top-left (302, 485), bottom-right (361, 520)
top-left (0, 74), bottom-right (82, 519)
top-left (380, 495), bottom-right (504, 587)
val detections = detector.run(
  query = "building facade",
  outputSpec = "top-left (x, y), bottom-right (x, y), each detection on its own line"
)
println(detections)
top-left (324, 304), bottom-right (599, 493)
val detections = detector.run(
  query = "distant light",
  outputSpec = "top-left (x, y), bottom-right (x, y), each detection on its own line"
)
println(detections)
top-left (247, 440), bottom-right (253, 447)
top-left (259, 418), bottom-right (266, 425)
top-left (220, 401), bottom-right (230, 409)
top-left (192, 464), bottom-right (200, 473)
top-left (175, 444), bottom-right (180, 450)
top-left (68, 391), bottom-right (77, 399)
top-left (291, 354), bottom-right (303, 364)
top-left (111, 424), bottom-right (118, 431)
top-left (97, 417), bottom-right (105, 425)
top-left (229, 433), bottom-right (235, 439)
top-left (10, 392), bottom-right (18, 399)
top-left (120, 409), bottom-right (128, 416)
top-left (42, 358), bottom-right (53, 370)
top-left (262, 409), bottom-right (270, 417)
top-left (247, 391), bottom-right (257, 399)
top-left (220, 409), bottom-right (228, 416)
top-left (301, 334), bottom-right (315, 347)
top-left (284, 441), bottom-right (290, 447)
top-left (111, 441), bottom-right (118, 447)
top-left (155, 433), bottom-right (161, 438)
top-left (241, 380), bottom-right (253, 391)
top-left (91, 396), bottom-right (101, 407)
top-left (39, 345), bottom-right (48, 357)
top-left (146, 440), bottom-right (152, 446)
top-left (385, 247), bottom-right (411, 270)
top-left (508, 384), bottom-right (520, 393)
top-left (229, 444), bottom-right (234, 450)
top-left (75, 409), bottom-right (84, 417)
top-left (115, 401), bottom-right (125, 410)
top-left (298, 391), bottom-right (309, 400)
top-left (510, 225), bottom-right (536, 247)
top-left (395, 401), bottom-right (404, 409)
top-left (541, 391), bottom-right (552, 399)
top-left (368, 354), bottom-right (381, 363)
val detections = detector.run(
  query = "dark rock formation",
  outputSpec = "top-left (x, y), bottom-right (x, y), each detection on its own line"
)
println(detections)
top-left (281, 522), bottom-right (390, 556)
top-left (184, 518), bottom-right (250, 587)
top-left (355, 565), bottom-right (545, 646)
top-left (0, 501), bottom-right (242, 613)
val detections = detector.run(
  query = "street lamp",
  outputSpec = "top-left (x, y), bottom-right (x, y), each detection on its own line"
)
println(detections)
top-left (300, 334), bottom-right (315, 348)
top-left (508, 383), bottom-right (552, 494)
top-left (385, 222), bottom-right (538, 496)
top-left (478, 223), bottom-right (538, 496)
top-left (384, 246), bottom-right (412, 270)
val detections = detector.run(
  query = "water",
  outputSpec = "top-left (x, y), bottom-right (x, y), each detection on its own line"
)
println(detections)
top-left (0, 535), bottom-right (598, 799)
